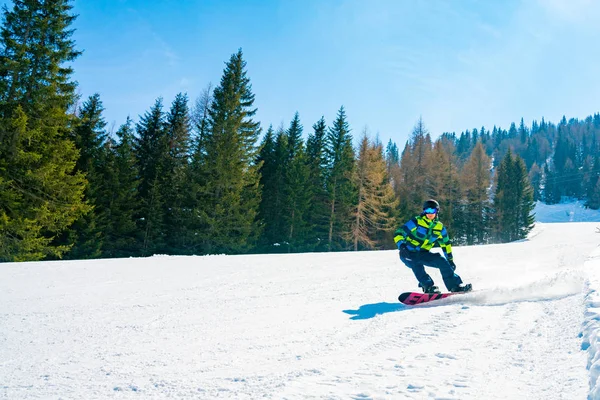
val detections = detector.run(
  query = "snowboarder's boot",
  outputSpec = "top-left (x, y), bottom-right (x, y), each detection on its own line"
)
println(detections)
top-left (449, 283), bottom-right (472, 293)
top-left (422, 285), bottom-right (441, 294)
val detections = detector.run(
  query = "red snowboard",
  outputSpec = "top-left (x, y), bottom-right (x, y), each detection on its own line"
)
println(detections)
top-left (398, 289), bottom-right (471, 305)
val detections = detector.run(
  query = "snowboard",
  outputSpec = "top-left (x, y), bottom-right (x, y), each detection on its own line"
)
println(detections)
top-left (398, 285), bottom-right (472, 306)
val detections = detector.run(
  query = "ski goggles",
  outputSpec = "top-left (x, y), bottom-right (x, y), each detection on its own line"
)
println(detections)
top-left (423, 207), bottom-right (438, 214)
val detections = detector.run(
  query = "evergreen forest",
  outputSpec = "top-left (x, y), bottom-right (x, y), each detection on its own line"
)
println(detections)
top-left (1, 1), bottom-right (599, 261)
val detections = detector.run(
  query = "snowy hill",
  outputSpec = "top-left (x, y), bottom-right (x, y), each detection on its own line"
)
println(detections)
top-left (534, 199), bottom-right (600, 223)
top-left (2, 206), bottom-right (600, 398)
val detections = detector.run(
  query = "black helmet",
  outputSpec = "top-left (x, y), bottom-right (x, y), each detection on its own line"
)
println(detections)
top-left (423, 199), bottom-right (440, 211)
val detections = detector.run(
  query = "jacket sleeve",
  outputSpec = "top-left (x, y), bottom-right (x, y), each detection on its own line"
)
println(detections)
top-left (394, 218), bottom-right (417, 247)
top-left (438, 225), bottom-right (454, 261)
top-left (393, 227), bottom-right (406, 247)
top-left (393, 220), bottom-right (411, 246)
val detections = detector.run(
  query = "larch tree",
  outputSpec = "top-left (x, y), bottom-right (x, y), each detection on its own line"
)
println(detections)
top-left (396, 118), bottom-right (432, 221)
top-left (396, 142), bottom-right (416, 220)
top-left (460, 142), bottom-right (491, 245)
top-left (350, 130), bottom-right (397, 250)
top-left (425, 137), bottom-right (461, 238)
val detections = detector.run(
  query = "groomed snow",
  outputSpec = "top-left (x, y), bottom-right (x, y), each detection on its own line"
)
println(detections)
top-left (534, 199), bottom-right (600, 223)
top-left (583, 246), bottom-right (600, 399)
top-left (1, 202), bottom-right (600, 399)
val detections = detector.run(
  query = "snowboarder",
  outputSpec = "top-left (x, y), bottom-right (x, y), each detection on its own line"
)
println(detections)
top-left (394, 199), bottom-right (472, 294)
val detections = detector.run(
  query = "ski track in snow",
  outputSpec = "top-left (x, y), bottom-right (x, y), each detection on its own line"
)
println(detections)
top-left (1, 216), bottom-right (600, 398)
top-left (582, 246), bottom-right (600, 399)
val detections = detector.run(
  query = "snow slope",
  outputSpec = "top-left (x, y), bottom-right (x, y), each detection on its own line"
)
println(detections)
top-left (583, 246), bottom-right (600, 399)
top-left (1, 206), bottom-right (600, 399)
top-left (534, 200), bottom-right (600, 223)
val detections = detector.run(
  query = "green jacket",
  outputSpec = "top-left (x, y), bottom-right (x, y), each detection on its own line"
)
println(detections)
top-left (393, 214), bottom-right (454, 261)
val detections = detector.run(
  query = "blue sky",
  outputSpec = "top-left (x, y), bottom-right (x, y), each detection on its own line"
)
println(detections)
top-left (10, 0), bottom-right (600, 145)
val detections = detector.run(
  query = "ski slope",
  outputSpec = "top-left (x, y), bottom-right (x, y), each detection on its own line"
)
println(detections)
top-left (534, 200), bottom-right (600, 223)
top-left (2, 202), bottom-right (600, 399)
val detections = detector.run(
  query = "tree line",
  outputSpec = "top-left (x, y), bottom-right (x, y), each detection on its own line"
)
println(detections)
top-left (1, 0), bottom-right (598, 261)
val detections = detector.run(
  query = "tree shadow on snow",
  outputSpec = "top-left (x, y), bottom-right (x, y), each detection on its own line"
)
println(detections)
top-left (343, 302), bottom-right (407, 320)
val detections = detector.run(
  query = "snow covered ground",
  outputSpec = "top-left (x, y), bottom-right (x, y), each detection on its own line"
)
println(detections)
top-left (2, 202), bottom-right (600, 399)
top-left (535, 200), bottom-right (600, 223)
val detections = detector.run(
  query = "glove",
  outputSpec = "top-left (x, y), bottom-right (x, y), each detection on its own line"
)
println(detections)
top-left (448, 259), bottom-right (457, 271)
top-left (399, 243), bottom-right (412, 261)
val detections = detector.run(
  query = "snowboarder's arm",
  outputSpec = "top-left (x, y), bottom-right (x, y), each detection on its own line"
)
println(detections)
top-left (393, 218), bottom-right (416, 248)
top-left (438, 226), bottom-right (454, 261)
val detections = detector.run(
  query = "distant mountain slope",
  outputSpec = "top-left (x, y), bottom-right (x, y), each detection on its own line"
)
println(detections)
top-left (534, 200), bottom-right (600, 223)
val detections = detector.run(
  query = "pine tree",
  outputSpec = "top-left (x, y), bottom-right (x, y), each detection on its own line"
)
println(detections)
top-left (456, 130), bottom-right (472, 160)
top-left (519, 118), bottom-right (528, 144)
top-left (63, 93), bottom-right (108, 259)
top-left (524, 137), bottom-right (538, 169)
top-left (191, 83), bottom-right (213, 160)
top-left (304, 117), bottom-right (330, 251)
top-left (492, 151), bottom-right (514, 243)
top-left (283, 113), bottom-right (311, 251)
top-left (0, 0), bottom-right (88, 261)
top-left (543, 163), bottom-right (559, 204)
top-left (185, 84), bottom-right (213, 254)
top-left (508, 122), bottom-right (518, 140)
top-left (587, 178), bottom-right (600, 210)
top-left (553, 128), bottom-right (573, 200)
top-left (255, 125), bottom-right (287, 251)
top-left (585, 157), bottom-right (600, 209)
top-left (72, 94), bottom-right (108, 177)
top-left (385, 139), bottom-right (399, 175)
top-left (102, 118), bottom-right (140, 258)
top-left (325, 106), bottom-right (356, 251)
top-left (492, 150), bottom-right (534, 242)
top-left (350, 130), bottom-right (397, 250)
top-left (195, 49), bottom-right (262, 254)
top-left (480, 126), bottom-right (489, 148)
top-left (471, 128), bottom-right (479, 147)
top-left (514, 155), bottom-right (535, 239)
top-left (134, 98), bottom-right (168, 255)
top-left (528, 162), bottom-right (542, 202)
top-left (256, 125), bottom-right (276, 248)
top-left (163, 93), bottom-right (191, 254)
